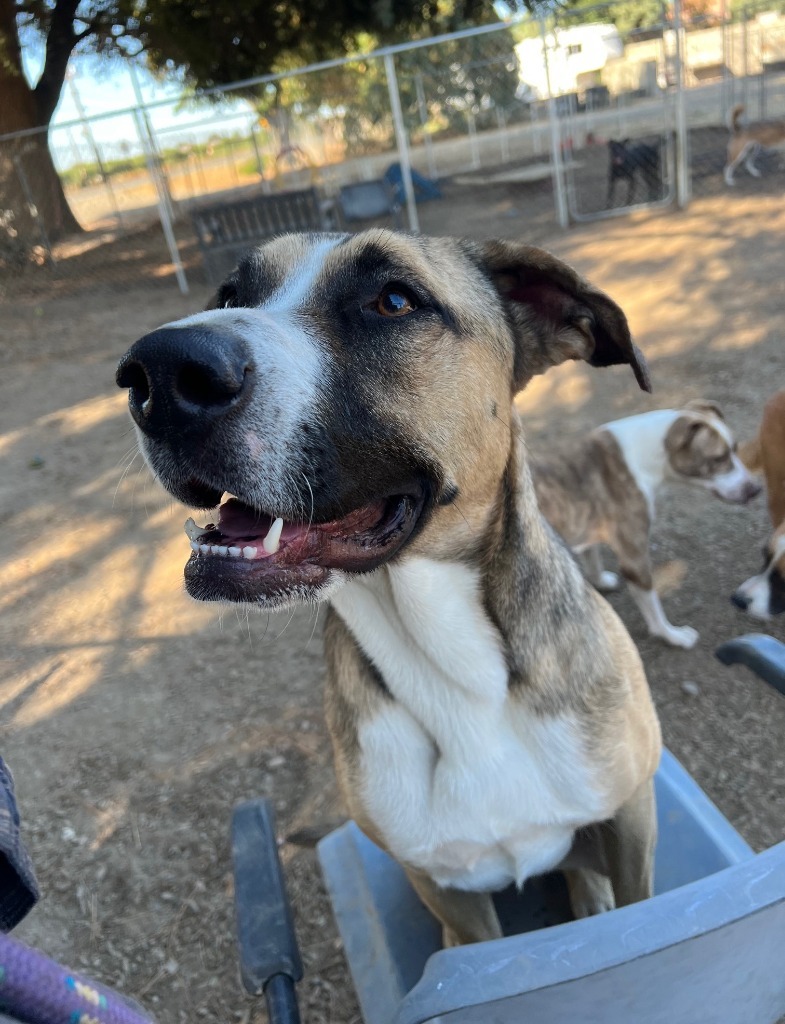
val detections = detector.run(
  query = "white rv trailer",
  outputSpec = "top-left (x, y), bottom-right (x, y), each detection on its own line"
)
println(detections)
top-left (515, 23), bottom-right (623, 99)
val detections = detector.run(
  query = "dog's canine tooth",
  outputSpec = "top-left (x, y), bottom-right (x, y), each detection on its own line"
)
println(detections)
top-left (262, 517), bottom-right (284, 554)
top-left (184, 516), bottom-right (203, 541)
top-left (242, 546), bottom-right (258, 559)
top-left (228, 547), bottom-right (242, 557)
top-left (190, 540), bottom-right (200, 552)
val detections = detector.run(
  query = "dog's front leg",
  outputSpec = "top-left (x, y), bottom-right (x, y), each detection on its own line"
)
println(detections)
top-left (626, 584), bottom-right (699, 648)
top-left (405, 868), bottom-right (503, 948)
top-left (599, 778), bottom-right (657, 908)
top-left (611, 532), bottom-right (699, 648)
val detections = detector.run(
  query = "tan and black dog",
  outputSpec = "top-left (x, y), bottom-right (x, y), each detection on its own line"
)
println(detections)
top-left (733, 390), bottom-right (785, 618)
top-left (117, 231), bottom-right (661, 947)
top-left (724, 104), bottom-right (785, 186)
top-left (533, 400), bottom-right (760, 649)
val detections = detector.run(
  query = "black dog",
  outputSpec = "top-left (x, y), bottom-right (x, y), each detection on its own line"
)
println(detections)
top-left (607, 138), bottom-right (663, 206)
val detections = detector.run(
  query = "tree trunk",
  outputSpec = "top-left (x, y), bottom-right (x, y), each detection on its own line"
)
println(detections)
top-left (0, 0), bottom-right (82, 256)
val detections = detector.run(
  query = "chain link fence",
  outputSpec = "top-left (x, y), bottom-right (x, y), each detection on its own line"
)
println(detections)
top-left (2, 2), bottom-right (784, 303)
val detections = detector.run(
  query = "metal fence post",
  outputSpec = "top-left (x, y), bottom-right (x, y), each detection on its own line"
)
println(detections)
top-left (129, 63), bottom-right (177, 226)
top-left (67, 72), bottom-right (125, 234)
top-left (133, 110), bottom-right (189, 295)
top-left (414, 72), bottom-right (438, 180)
top-left (539, 17), bottom-right (569, 229)
top-left (672, 0), bottom-right (690, 209)
top-left (384, 53), bottom-right (419, 232)
top-left (742, 8), bottom-right (749, 114)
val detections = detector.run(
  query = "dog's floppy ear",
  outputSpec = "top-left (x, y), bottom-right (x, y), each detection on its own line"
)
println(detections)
top-left (480, 240), bottom-right (651, 393)
top-left (683, 398), bottom-right (724, 421)
top-left (665, 414), bottom-right (705, 454)
top-left (203, 274), bottom-right (238, 311)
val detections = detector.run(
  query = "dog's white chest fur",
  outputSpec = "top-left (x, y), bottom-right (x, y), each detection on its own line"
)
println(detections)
top-left (331, 558), bottom-right (608, 892)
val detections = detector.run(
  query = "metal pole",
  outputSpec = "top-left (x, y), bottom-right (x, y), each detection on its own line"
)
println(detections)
top-left (129, 62), bottom-right (176, 224)
top-left (672, 0), bottom-right (690, 209)
top-left (497, 107), bottom-right (510, 163)
top-left (384, 53), bottom-right (419, 233)
top-left (539, 17), bottom-right (569, 229)
top-left (721, 15), bottom-right (730, 118)
top-left (742, 8), bottom-right (749, 114)
top-left (133, 109), bottom-right (188, 294)
top-left (67, 74), bottom-right (125, 233)
top-left (251, 126), bottom-right (265, 179)
top-left (467, 111), bottom-right (480, 169)
top-left (414, 72), bottom-right (438, 179)
top-left (531, 102), bottom-right (543, 156)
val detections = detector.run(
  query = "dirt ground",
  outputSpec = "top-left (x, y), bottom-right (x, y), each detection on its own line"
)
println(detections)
top-left (2, 182), bottom-right (785, 1024)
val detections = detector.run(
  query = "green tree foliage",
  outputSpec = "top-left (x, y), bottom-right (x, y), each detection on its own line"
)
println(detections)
top-left (1, 0), bottom-right (512, 247)
top-left (554, 0), bottom-right (668, 34)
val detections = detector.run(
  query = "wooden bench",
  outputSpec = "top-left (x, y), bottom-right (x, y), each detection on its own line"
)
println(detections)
top-left (191, 187), bottom-right (329, 285)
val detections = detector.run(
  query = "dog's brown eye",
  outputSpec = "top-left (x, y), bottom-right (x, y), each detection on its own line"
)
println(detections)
top-left (375, 287), bottom-right (417, 317)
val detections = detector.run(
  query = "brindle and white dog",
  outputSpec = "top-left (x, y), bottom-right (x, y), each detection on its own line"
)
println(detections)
top-left (532, 400), bottom-right (760, 649)
top-left (117, 231), bottom-right (662, 948)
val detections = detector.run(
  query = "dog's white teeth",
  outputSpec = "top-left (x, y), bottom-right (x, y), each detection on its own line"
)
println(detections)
top-left (262, 517), bottom-right (284, 554)
top-left (189, 539), bottom-right (273, 560)
top-left (184, 517), bottom-right (204, 541)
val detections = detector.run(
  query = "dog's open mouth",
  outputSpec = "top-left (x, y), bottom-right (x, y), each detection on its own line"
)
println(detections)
top-left (183, 490), bottom-right (426, 605)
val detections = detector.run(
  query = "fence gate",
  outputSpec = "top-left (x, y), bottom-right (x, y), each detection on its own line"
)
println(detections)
top-left (542, 1), bottom-right (678, 223)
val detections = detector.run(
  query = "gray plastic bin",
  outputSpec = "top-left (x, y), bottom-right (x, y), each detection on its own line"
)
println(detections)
top-left (318, 748), bottom-right (785, 1024)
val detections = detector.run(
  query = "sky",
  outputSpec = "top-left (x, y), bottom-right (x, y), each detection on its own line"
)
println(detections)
top-left (22, 46), bottom-right (256, 170)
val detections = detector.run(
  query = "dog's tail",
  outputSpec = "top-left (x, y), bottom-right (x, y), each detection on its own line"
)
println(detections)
top-left (728, 104), bottom-right (746, 133)
top-left (738, 435), bottom-right (762, 471)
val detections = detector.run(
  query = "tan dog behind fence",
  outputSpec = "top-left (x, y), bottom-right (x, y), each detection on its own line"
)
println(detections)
top-left (724, 104), bottom-right (785, 186)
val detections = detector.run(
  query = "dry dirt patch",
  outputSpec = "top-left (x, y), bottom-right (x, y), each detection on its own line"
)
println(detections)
top-left (2, 191), bottom-right (785, 1024)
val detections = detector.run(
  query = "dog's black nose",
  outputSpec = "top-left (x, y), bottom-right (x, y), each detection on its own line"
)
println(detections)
top-left (116, 326), bottom-right (251, 438)
top-left (730, 591), bottom-right (751, 611)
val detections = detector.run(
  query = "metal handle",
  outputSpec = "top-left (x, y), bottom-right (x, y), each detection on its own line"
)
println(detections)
top-left (715, 633), bottom-right (785, 697)
top-left (231, 799), bottom-right (303, 1024)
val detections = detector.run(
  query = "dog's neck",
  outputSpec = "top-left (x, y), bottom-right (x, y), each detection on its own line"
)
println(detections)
top-left (329, 415), bottom-right (597, 711)
top-left (600, 409), bottom-right (683, 511)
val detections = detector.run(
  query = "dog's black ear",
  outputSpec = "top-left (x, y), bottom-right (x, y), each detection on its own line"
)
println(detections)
top-left (480, 240), bottom-right (651, 393)
top-left (204, 275), bottom-right (238, 311)
top-left (683, 398), bottom-right (724, 421)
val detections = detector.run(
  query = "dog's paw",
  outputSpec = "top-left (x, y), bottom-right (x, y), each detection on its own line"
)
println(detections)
top-left (566, 870), bottom-right (616, 919)
top-left (597, 570), bottom-right (621, 592)
top-left (662, 624), bottom-right (699, 649)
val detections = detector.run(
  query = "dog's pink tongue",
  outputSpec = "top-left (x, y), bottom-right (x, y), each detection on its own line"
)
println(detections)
top-left (218, 498), bottom-right (273, 539)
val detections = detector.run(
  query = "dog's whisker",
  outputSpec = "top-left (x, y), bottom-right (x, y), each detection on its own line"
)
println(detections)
top-left (273, 604), bottom-right (298, 643)
top-left (307, 602), bottom-right (321, 647)
top-left (113, 451), bottom-right (142, 508)
top-left (301, 471), bottom-right (315, 541)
